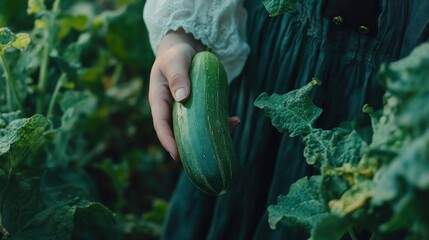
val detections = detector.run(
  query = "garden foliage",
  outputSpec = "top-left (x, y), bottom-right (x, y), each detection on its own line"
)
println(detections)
top-left (1, 0), bottom-right (176, 239)
top-left (255, 43), bottom-right (429, 239)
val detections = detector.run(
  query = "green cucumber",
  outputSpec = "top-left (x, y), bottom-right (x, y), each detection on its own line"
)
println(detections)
top-left (172, 51), bottom-right (237, 196)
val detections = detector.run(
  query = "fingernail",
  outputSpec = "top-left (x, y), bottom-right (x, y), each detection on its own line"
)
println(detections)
top-left (174, 88), bottom-right (187, 102)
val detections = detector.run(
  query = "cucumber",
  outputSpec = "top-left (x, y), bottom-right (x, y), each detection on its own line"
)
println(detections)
top-left (172, 51), bottom-right (237, 196)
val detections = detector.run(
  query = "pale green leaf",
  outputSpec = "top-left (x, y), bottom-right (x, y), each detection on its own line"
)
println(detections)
top-left (11, 33), bottom-right (31, 50)
top-left (0, 28), bottom-right (31, 52)
top-left (254, 79), bottom-right (322, 137)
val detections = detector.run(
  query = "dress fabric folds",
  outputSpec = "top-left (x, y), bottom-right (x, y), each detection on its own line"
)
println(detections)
top-left (162, 0), bottom-right (429, 239)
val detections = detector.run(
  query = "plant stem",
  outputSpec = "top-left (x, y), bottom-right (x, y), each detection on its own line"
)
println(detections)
top-left (36, 39), bottom-right (51, 114)
top-left (36, 0), bottom-right (63, 114)
top-left (0, 54), bottom-right (26, 115)
top-left (46, 73), bottom-right (66, 123)
top-left (348, 227), bottom-right (359, 240)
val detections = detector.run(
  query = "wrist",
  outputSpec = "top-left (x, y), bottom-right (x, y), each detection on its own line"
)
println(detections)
top-left (159, 28), bottom-right (206, 53)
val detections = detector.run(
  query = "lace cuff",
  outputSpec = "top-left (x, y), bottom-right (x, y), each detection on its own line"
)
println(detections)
top-left (143, 0), bottom-right (250, 81)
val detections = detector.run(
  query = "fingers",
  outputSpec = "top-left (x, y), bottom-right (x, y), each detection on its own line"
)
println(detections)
top-left (229, 116), bottom-right (241, 133)
top-left (149, 68), bottom-right (180, 160)
top-left (148, 30), bottom-right (206, 161)
top-left (148, 43), bottom-right (195, 161)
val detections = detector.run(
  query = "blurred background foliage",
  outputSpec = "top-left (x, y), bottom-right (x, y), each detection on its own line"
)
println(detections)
top-left (0, 0), bottom-right (180, 239)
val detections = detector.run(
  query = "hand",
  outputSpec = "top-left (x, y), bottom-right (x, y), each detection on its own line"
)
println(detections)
top-left (148, 29), bottom-right (240, 161)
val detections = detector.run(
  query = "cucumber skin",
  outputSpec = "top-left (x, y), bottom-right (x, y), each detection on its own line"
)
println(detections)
top-left (172, 51), bottom-right (237, 196)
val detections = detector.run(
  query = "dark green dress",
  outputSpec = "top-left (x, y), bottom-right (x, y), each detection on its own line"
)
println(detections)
top-left (162, 0), bottom-right (429, 239)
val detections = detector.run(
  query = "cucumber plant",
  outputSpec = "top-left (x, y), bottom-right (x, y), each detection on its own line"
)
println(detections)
top-left (255, 43), bottom-right (429, 240)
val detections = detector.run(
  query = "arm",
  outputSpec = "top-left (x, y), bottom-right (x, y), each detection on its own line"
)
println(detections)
top-left (143, 0), bottom-right (249, 81)
top-left (143, 0), bottom-right (248, 160)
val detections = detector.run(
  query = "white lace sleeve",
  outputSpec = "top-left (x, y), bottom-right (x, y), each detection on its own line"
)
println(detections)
top-left (143, 0), bottom-right (250, 81)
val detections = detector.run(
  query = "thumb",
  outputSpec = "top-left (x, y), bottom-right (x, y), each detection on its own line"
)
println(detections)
top-left (163, 54), bottom-right (193, 103)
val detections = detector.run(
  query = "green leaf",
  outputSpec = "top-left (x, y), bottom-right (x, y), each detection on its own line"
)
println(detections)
top-left (96, 158), bottom-right (129, 202)
top-left (254, 79), bottom-right (322, 137)
top-left (372, 130), bottom-right (429, 205)
top-left (103, 1), bottom-right (154, 70)
top-left (310, 214), bottom-right (350, 240)
top-left (59, 91), bottom-right (97, 130)
top-left (303, 128), bottom-right (366, 166)
top-left (261, 0), bottom-right (297, 16)
top-left (57, 15), bottom-right (88, 39)
top-left (268, 176), bottom-right (329, 231)
top-left (41, 167), bottom-right (98, 205)
top-left (0, 28), bottom-right (31, 53)
top-left (367, 106), bottom-right (401, 154)
top-left (398, 94), bottom-right (429, 133)
top-left (319, 174), bottom-right (350, 207)
top-left (377, 193), bottom-right (415, 233)
top-left (10, 199), bottom-right (115, 240)
top-left (379, 43), bottom-right (429, 97)
top-left (0, 174), bottom-right (45, 236)
top-left (27, 0), bottom-right (46, 15)
top-left (0, 114), bottom-right (49, 170)
top-left (1, 173), bottom-right (115, 240)
top-left (11, 33), bottom-right (31, 50)
top-left (0, 27), bottom-right (16, 47)
top-left (72, 201), bottom-right (117, 240)
top-left (378, 43), bottom-right (429, 137)
top-left (0, 111), bottom-right (22, 128)
top-left (329, 180), bottom-right (374, 216)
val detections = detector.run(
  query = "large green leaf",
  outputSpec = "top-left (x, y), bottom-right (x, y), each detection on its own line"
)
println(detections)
top-left (303, 127), bottom-right (366, 166)
top-left (0, 114), bottom-right (49, 170)
top-left (0, 174), bottom-right (45, 236)
top-left (268, 176), bottom-right (329, 231)
top-left (368, 43), bottom-right (429, 235)
top-left (371, 43), bottom-right (429, 205)
top-left (254, 79), bottom-right (322, 137)
top-left (1, 173), bottom-right (115, 240)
